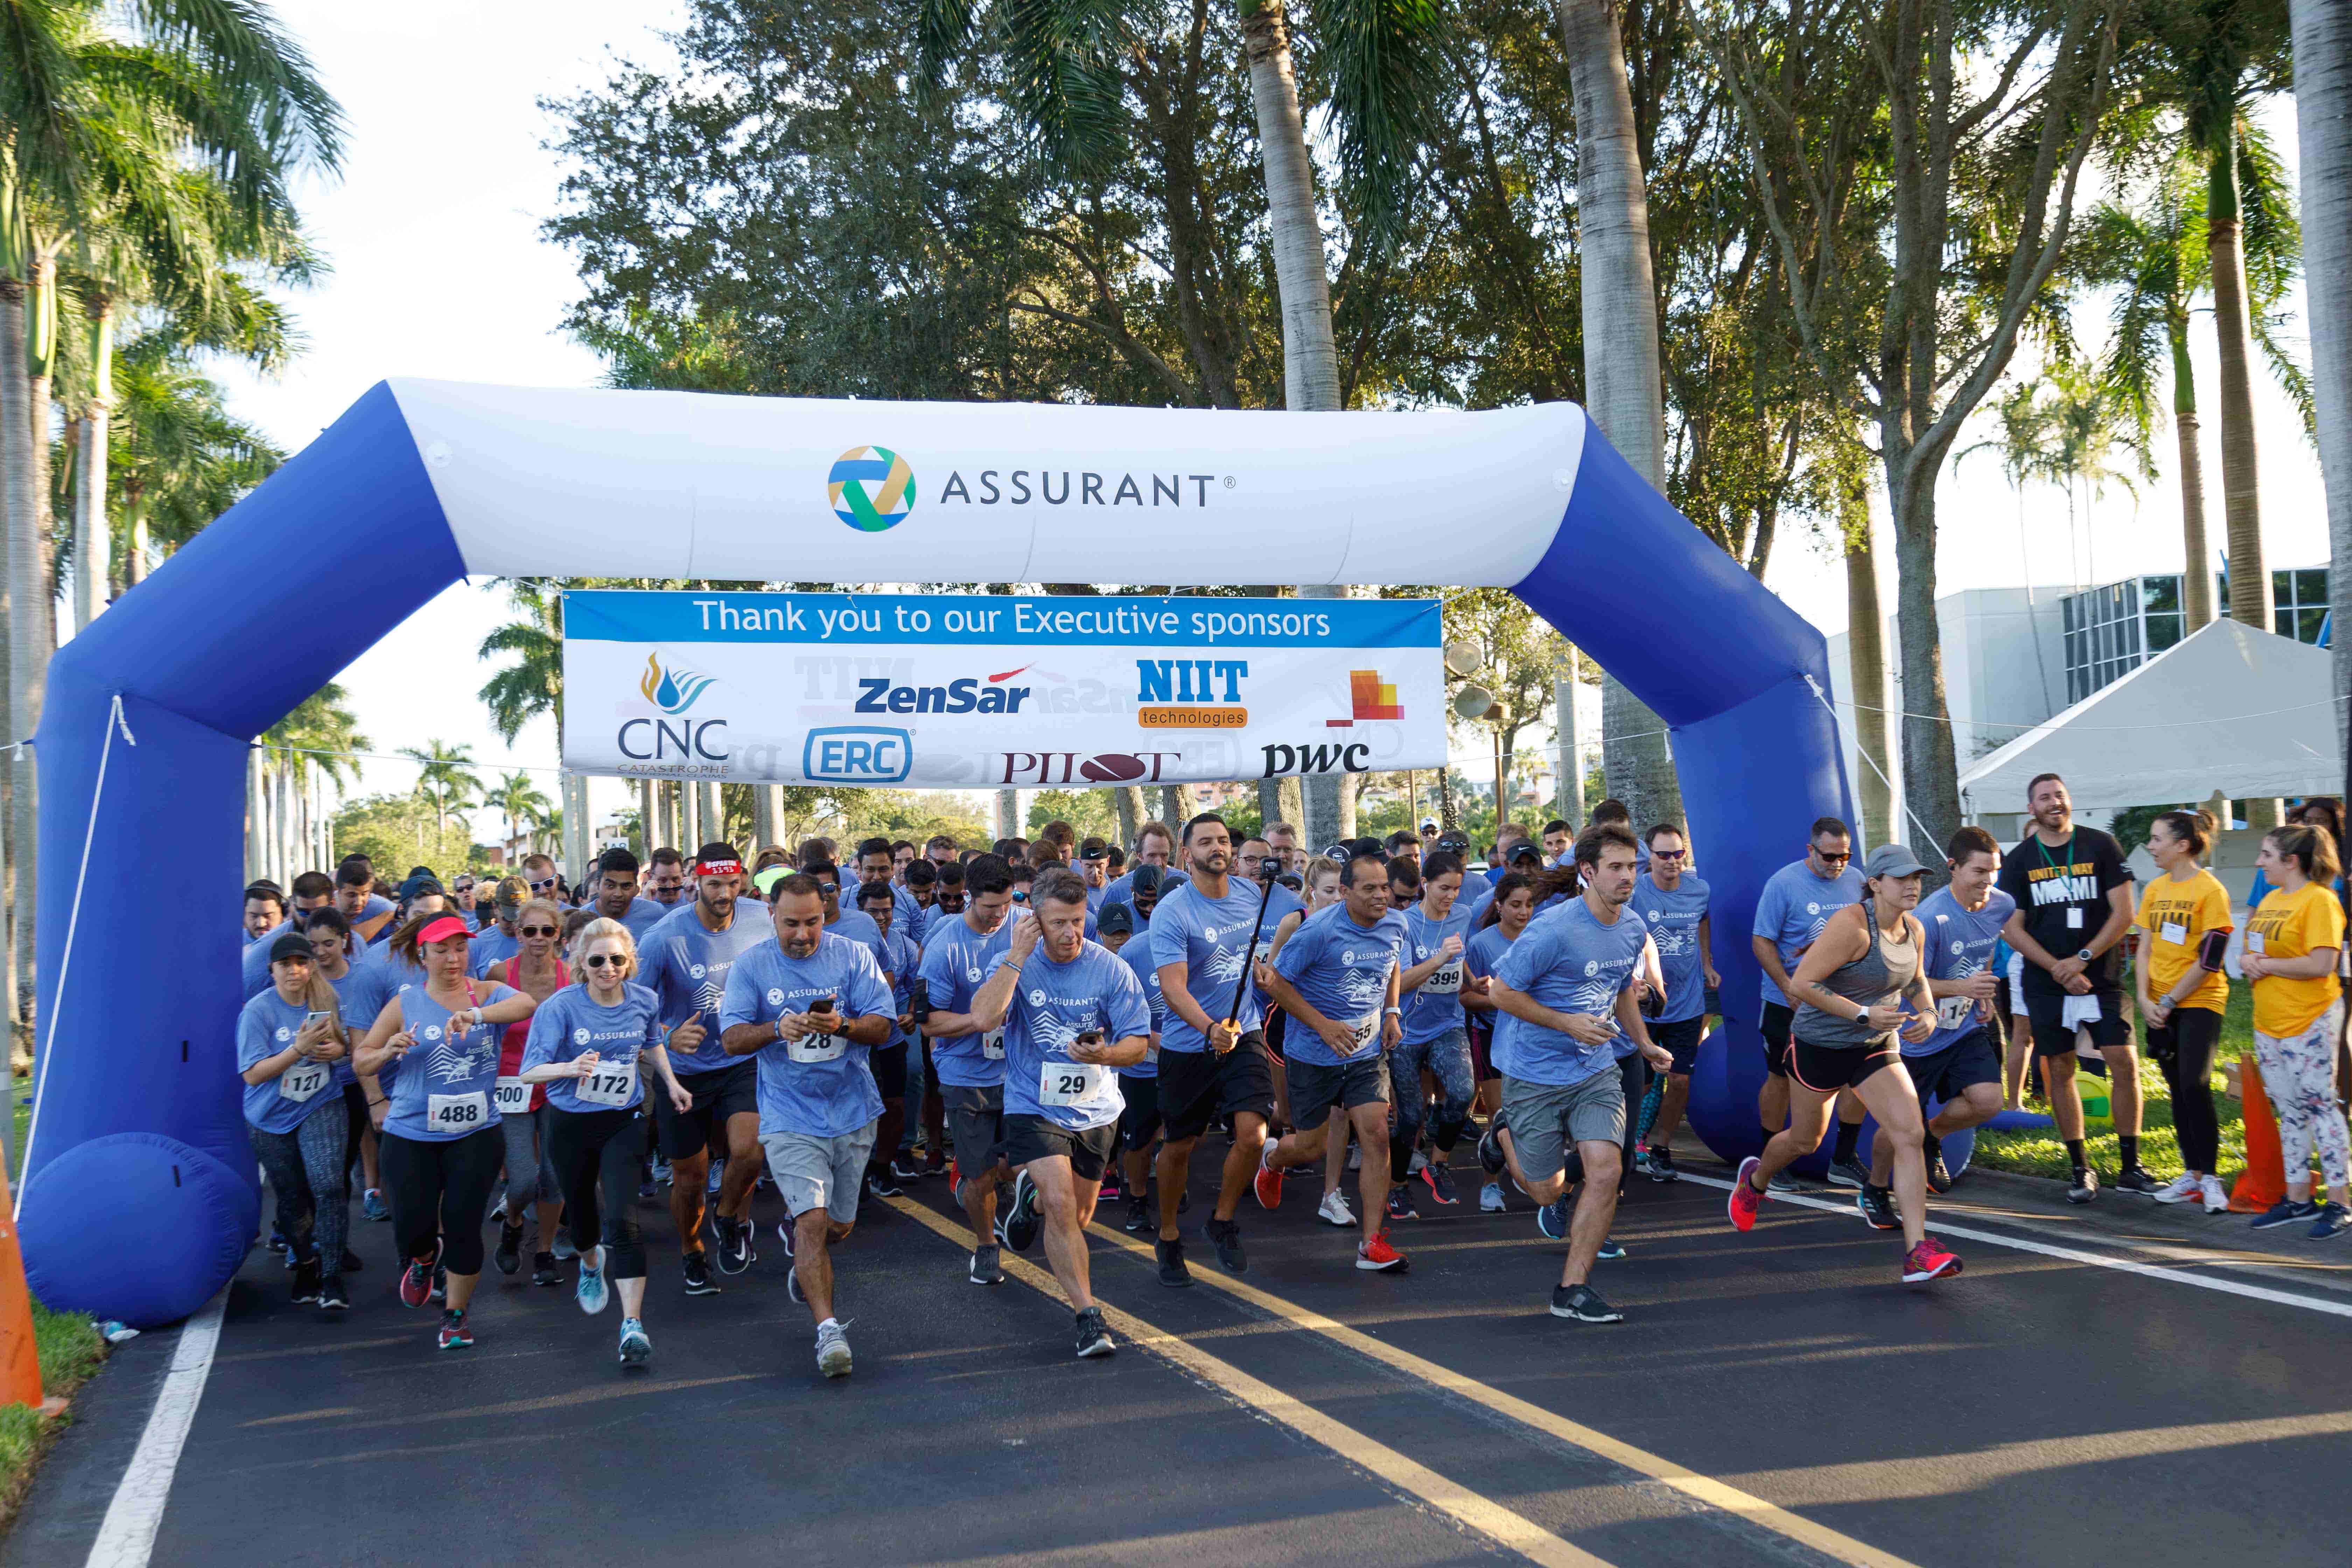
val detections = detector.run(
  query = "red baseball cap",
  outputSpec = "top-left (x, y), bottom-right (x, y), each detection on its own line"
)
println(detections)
top-left (415, 916), bottom-right (472, 946)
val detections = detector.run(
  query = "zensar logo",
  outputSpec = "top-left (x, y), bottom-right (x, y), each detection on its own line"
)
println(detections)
top-left (855, 667), bottom-right (1032, 715)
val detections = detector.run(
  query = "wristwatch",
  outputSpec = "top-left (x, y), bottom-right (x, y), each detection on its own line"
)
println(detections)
top-left (2076, 947), bottom-right (2094, 963)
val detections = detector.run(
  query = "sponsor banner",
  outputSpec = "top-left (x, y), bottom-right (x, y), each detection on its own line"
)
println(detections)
top-left (561, 590), bottom-right (1444, 789)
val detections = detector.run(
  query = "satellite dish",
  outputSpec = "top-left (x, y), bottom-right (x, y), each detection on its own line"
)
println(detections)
top-left (1452, 685), bottom-right (1492, 720)
top-left (1443, 639), bottom-right (1483, 677)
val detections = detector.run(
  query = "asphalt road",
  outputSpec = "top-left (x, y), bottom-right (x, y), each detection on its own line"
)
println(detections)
top-left (13, 1130), bottom-right (2352, 1568)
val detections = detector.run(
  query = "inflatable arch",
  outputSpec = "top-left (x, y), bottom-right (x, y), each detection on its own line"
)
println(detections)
top-left (21, 381), bottom-right (1851, 1324)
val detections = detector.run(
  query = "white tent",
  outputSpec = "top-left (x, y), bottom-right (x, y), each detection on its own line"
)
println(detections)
top-left (1958, 618), bottom-right (2346, 816)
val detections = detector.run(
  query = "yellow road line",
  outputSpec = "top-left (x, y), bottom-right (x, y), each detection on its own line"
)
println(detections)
top-left (881, 1195), bottom-right (1614, 1568)
top-left (1082, 1220), bottom-right (1920, 1568)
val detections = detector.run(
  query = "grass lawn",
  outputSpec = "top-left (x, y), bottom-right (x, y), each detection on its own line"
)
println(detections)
top-left (1970, 983), bottom-right (2258, 1181)
top-left (1, 1079), bottom-right (109, 1527)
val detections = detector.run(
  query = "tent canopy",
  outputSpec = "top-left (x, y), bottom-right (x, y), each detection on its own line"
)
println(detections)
top-left (1958, 618), bottom-right (2343, 816)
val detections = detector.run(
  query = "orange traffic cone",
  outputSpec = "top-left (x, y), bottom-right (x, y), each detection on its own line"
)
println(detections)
top-left (0, 1161), bottom-right (46, 1410)
top-left (2230, 1054), bottom-right (2320, 1214)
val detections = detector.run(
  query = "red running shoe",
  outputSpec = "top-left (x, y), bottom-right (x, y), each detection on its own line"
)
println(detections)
top-left (1902, 1236), bottom-right (1963, 1282)
top-left (1728, 1156), bottom-right (1766, 1233)
top-left (1253, 1143), bottom-right (1285, 1211)
top-left (1355, 1230), bottom-right (1407, 1272)
top-left (399, 1256), bottom-right (435, 1309)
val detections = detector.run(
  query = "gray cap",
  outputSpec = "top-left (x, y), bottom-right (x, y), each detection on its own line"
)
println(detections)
top-left (1863, 844), bottom-right (1928, 880)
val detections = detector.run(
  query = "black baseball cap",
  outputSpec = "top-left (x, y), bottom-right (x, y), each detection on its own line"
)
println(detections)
top-left (1131, 863), bottom-right (1166, 897)
top-left (1097, 902), bottom-right (1135, 937)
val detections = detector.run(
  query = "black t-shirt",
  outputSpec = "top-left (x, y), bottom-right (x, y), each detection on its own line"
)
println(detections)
top-left (1996, 827), bottom-right (2130, 995)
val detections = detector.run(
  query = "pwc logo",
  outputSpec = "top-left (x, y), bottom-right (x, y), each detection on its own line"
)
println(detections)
top-left (619, 652), bottom-right (728, 766)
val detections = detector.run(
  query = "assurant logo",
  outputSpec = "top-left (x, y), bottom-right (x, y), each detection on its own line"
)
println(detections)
top-left (640, 653), bottom-right (716, 714)
top-left (828, 445), bottom-right (917, 532)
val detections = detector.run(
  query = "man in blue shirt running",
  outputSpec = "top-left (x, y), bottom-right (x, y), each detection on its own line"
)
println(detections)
top-left (1628, 822), bottom-right (1716, 1181)
top-left (1749, 817), bottom-right (1867, 1185)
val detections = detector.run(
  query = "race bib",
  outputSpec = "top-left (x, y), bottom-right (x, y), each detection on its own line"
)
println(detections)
top-left (1251, 939), bottom-right (1278, 976)
top-left (2160, 920), bottom-right (2189, 946)
top-left (787, 1031), bottom-right (846, 1064)
top-left (1040, 1060), bottom-right (1115, 1109)
top-left (1934, 995), bottom-right (1976, 1031)
top-left (278, 1060), bottom-right (332, 1104)
top-left (980, 1027), bottom-right (1007, 1060)
top-left (426, 1092), bottom-right (490, 1132)
top-left (492, 1077), bottom-right (533, 1116)
top-left (576, 1060), bottom-right (638, 1107)
top-left (1424, 959), bottom-right (1463, 996)
top-left (1345, 1012), bottom-right (1381, 1052)
top-left (2247, 931), bottom-right (2267, 954)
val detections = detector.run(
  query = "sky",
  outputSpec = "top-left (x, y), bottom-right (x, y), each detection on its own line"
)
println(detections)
top-left (186, 7), bottom-right (2328, 846)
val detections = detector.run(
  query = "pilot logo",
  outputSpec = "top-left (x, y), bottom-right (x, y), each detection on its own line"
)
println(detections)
top-left (639, 653), bottom-right (715, 714)
top-left (828, 445), bottom-right (917, 532)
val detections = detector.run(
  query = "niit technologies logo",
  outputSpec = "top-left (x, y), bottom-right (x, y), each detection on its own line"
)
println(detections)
top-left (639, 653), bottom-right (715, 714)
top-left (828, 445), bottom-right (917, 532)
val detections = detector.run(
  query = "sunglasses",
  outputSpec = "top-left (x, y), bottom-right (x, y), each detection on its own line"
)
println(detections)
top-left (582, 953), bottom-right (626, 969)
top-left (1011, 890), bottom-right (1029, 902)
top-left (1652, 848), bottom-right (1687, 861)
top-left (527, 876), bottom-right (559, 892)
top-left (453, 882), bottom-right (475, 894)
top-left (520, 924), bottom-right (560, 937)
top-left (1815, 851), bottom-right (1851, 864)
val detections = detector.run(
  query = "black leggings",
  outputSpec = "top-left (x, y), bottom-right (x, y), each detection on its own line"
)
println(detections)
top-left (2151, 1005), bottom-right (2225, 1173)
top-left (1618, 1051), bottom-right (1648, 1188)
top-left (547, 1107), bottom-right (649, 1280)
top-left (382, 1126), bottom-right (503, 1275)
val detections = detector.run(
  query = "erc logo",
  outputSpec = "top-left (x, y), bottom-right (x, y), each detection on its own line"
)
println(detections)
top-left (639, 653), bottom-right (716, 715)
top-left (829, 445), bottom-right (917, 532)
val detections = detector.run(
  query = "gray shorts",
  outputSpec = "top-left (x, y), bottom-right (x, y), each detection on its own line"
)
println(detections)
top-left (1500, 1070), bottom-right (1625, 1183)
top-left (942, 1082), bottom-right (1005, 1174)
top-left (1285, 1053), bottom-right (1391, 1115)
top-left (762, 1122), bottom-right (880, 1224)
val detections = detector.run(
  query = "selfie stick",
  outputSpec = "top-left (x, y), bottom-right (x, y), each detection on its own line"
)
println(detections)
top-left (1219, 862), bottom-right (1282, 1041)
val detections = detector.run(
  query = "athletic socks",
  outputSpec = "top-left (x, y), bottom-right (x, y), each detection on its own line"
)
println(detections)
top-left (1833, 1121), bottom-right (1861, 1164)
top-left (2065, 1139), bottom-right (2088, 1171)
top-left (2118, 1134), bottom-right (2141, 1170)
top-left (1760, 1125), bottom-right (1777, 1155)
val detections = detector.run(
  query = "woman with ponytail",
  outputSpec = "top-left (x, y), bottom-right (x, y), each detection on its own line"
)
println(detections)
top-left (2135, 810), bottom-right (2234, 1213)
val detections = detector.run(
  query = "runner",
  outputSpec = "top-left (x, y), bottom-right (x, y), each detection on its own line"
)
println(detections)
top-left (468, 877), bottom-right (528, 977)
top-left (1255, 849), bottom-right (1410, 1272)
top-left (244, 884), bottom-right (287, 944)
top-left (966, 869), bottom-right (1152, 1356)
top-left (450, 874), bottom-right (481, 932)
top-left (644, 847), bottom-right (687, 908)
top-left (1478, 826), bottom-right (1672, 1322)
top-left (335, 860), bottom-right (398, 944)
top-left (1728, 846), bottom-right (1962, 1284)
top-left (303, 908), bottom-right (392, 1247)
top-left (718, 874), bottom-right (896, 1378)
top-left (639, 845), bottom-right (771, 1293)
top-left (1148, 814), bottom-right (1279, 1286)
top-left (1464, 870), bottom-right (1535, 1211)
top-left (587, 848), bottom-right (671, 943)
top-left (916, 854), bottom-right (1018, 1283)
top-left (491, 897), bottom-right (570, 1286)
top-left (2241, 825), bottom-right (2348, 1235)
top-left (1266, 855), bottom-right (1359, 1226)
top-left (1103, 820), bottom-right (1179, 913)
top-left (351, 915), bottom-right (539, 1350)
top-left (239, 931), bottom-right (355, 1311)
top-left (1628, 824), bottom-right (1714, 1182)
top-left (809, 860), bottom-right (886, 949)
top-left (1995, 773), bottom-right (2146, 1202)
top-left (2134, 811), bottom-right (2234, 1211)
top-left (520, 918), bottom-right (695, 1365)
top-left (1391, 850), bottom-right (1476, 1214)
top-left (1858, 829), bottom-right (2012, 1223)
top-left (1750, 819), bottom-right (1866, 1189)
top-left (856, 877), bottom-right (920, 1196)
top-left (1111, 895), bottom-right (1171, 1231)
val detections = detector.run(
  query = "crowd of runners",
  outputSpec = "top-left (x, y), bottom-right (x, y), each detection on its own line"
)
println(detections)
top-left (237, 778), bottom-right (2346, 1372)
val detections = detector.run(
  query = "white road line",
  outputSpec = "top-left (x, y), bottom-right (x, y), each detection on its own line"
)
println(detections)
top-left (1681, 1172), bottom-right (2352, 1320)
top-left (84, 1291), bottom-right (226, 1568)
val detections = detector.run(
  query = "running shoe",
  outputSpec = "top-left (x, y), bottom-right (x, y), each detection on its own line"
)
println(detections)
top-left (1002, 1170), bottom-right (1042, 1254)
top-left (2310, 1203), bottom-right (2351, 1240)
top-left (2252, 1197), bottom-right (2322, 1230)
top-left (1253, 1142), bottom-right (1285, 1211)
top-left (1549, 1284), bottom-right (1622, 1323)
top-left (775, 1219), bottom-right (796, 1259)
top-left (2201, 1175), bottom-right (2231, 1214)
top-left (1386, 1188), bottom-right (1415, 1221)
top-left (1124, 1194), bottom-right (1153, 1233)
top-left (318, 1274), bottom-right (349, 1312)
top-left (1901, 1236), bottom-right (1963, 1282)
top-left (495, 1221), bottom-right (524, 1276)
top-left (1074, 1306), bottom-right (1116, 1358)
top-left (618, 1317), bottom-right (651, 1366)
top-left (2114, 1166), bottom-right (2161, 1197)
top-left (552, 1233), bottom-right (579, 1261)
top-left (436, 1309), bottom-right (473, 1350)
top-left (1921, 1135), bottom-right (1952, 1194)
top-left (398, 1256), bottom-right (435, 1309)
top-left (1536, 1195), bottom-right (1570, 1240)
top-left (1156, 1237), bottom-right (1194, 1288)
top-left (1479, 1181), bottom-right (1506, 1213)
top-left (1421, 1162), bottom-right (1460, 1206)
top-left (970, 1244), bottom-right (1004, 1286)
top-left (891, 1155), bottom-right (925, 1183)
top-left (716, 1214), bottom-right (756, 1275)
top-left (292, 1258), bottom-right (322, 1305)
top-left (1827, 1156), bottom-right (1870, 1190)
top-left (1098, 1170), bottom-right (1123, 1202)
top-left (652, 1157), bottom-right (671, 1186)
top-left (1346, 1143), bottom-right (1361, 1171)
top-left (815, 1319), bottom-right (853, 1378)
top-left (362, 1188), bottom-right (389, 1223)
top-left (576, 1252), bottom-right (610, 1315)
top-left (1856, 1183), bottom-right (1899, 1231)
top-left (2151, 1173), bottom-right (2204, 1205)
top-left (430, 1264), bottom-right (447, 1302)
top-left (866, 1169), bottom-right (903, 1200)
top-left (1766, 1168), bottom-right (1799, 1193)
top-left (682, 1252), bottom-right (721, 1296)
top-left (1644, 1146), bottom-right (1678, 1183)
top-left (1356, 1231), bottom-right (1408, 1272)
top-left (532, 1252), bottom-right (560, 1287)
top-left (707, 1157), bottom-right (725, 1197)
top-left (1595, 1238), bottom-right (1627, 1261)
top-left (1203, 1217), bottom-right (1246, 1273)
top-left (948, 1160), bottom-right (962, 1206)
top-left (1476, 1113), bottom-right (1510, 1175)
top-left (1318, 1190), bottom-right (1357, 1228)
top-left (1728, 1156), bottom-right (1765, 1233)
top-left (2067, 1166), bottom-right (2101, 1204)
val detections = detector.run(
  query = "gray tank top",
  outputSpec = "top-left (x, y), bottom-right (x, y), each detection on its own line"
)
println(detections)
top-left (1791, 900), bottom-right (1918, 1049)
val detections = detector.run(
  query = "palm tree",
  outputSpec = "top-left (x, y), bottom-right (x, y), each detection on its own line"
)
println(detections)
top-left (398, 741), bottom-right (484, 865)
top-left (2293, 0), bottom-right (2351, 750)
top-left (260, 684), bottom-right (366, 883)
top-left (102, 335), bottom-right (284, 590)
top-left (492, 770), bottom-right (553, 856)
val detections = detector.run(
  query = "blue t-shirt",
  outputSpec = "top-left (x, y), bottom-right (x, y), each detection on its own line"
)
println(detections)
top-left (919, 913), bottom-right (1013, 1088)
top-left (1148, 880), bottom-right (1269, 1054)
top-left (990, 940), bottom-right (1152, 1132)
top-left (468, 925), bottom-right (521, 978)
top-left (1272, 905), bottom-right (1407, 1068)
top-left (1102, 868), bottom-right (1191, 916)
top-left (1628, 872), bottom-right (1711, 1024)
top-left (324, 959), bottom-right (396, 1087)
top-left (1914, 884), bottom-right (2018, 1056)
top-left (874, 924), bottom-right (922, 1046)
top-left (1751, 860), bottom-right (1867, 1007)
top-left (382, 982), bottom-right (519, 1142)
top-left (1399, 902), bottom-right (1476, 1044)
top-left (719, 933), bottom-right (895, 1138)
top-left (827, 908), bottom-right (886, 955)
top-left (603, 897), bottom-right (671, 944)
top-left (638, 902), bottom-right (772, 1074)
top-left (1466, 921), bottom-right (1518, 987)
top-left (1118, 922), bottom-right (1167, 1080)
top-left (1492, 900), bottom-right (1650, 1087)
top-left (237, 988), bottom-right (343, 1135)
top-left (241, 924), bottom-right (365, 1001)
top-left (521, 983), bottom-right (665, 1114)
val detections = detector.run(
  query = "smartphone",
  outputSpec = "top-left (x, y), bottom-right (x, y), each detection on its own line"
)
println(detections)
top-left (908, 980), bottom-right (931, 1027)
top-left (303, 1010), bottom-right (332, 1029)
top-left (1076, 1030), bottom-right (1104, 1046)
top-left (809, 997), bottom-right (835, 1015)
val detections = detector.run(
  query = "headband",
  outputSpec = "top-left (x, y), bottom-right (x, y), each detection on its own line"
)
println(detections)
top-left (694, 857), bottom-right (745, 878)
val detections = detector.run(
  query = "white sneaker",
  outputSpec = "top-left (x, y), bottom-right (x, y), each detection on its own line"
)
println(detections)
top-left (1347, 1144), bottom-right (1362, 1171)
top-left (2202, 1175), bottom-right (2231, 1214)
top-left (1317, 1190), bottom-right (1355, 1228)
top-left (1480, 1181), bottom-right (1506, 1213)
top-left (816, 1318), bottom-right (853, 1378)
top-left (2151, 1173), bottom-right (2204, 1204)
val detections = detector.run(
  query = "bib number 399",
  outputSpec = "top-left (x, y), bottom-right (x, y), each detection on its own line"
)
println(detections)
top-left (427, 1092), bottom-right (490, 1131)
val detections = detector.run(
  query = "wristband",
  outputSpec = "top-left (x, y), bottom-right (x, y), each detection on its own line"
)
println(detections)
top-left (367, 1097), bottom-right (386, 1107)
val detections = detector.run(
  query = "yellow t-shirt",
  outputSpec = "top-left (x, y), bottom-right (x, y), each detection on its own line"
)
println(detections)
top-left (2247, 881), bottom-right (2347, 1039)
top-left (2134, 870), bottom-right (2232, 1013)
